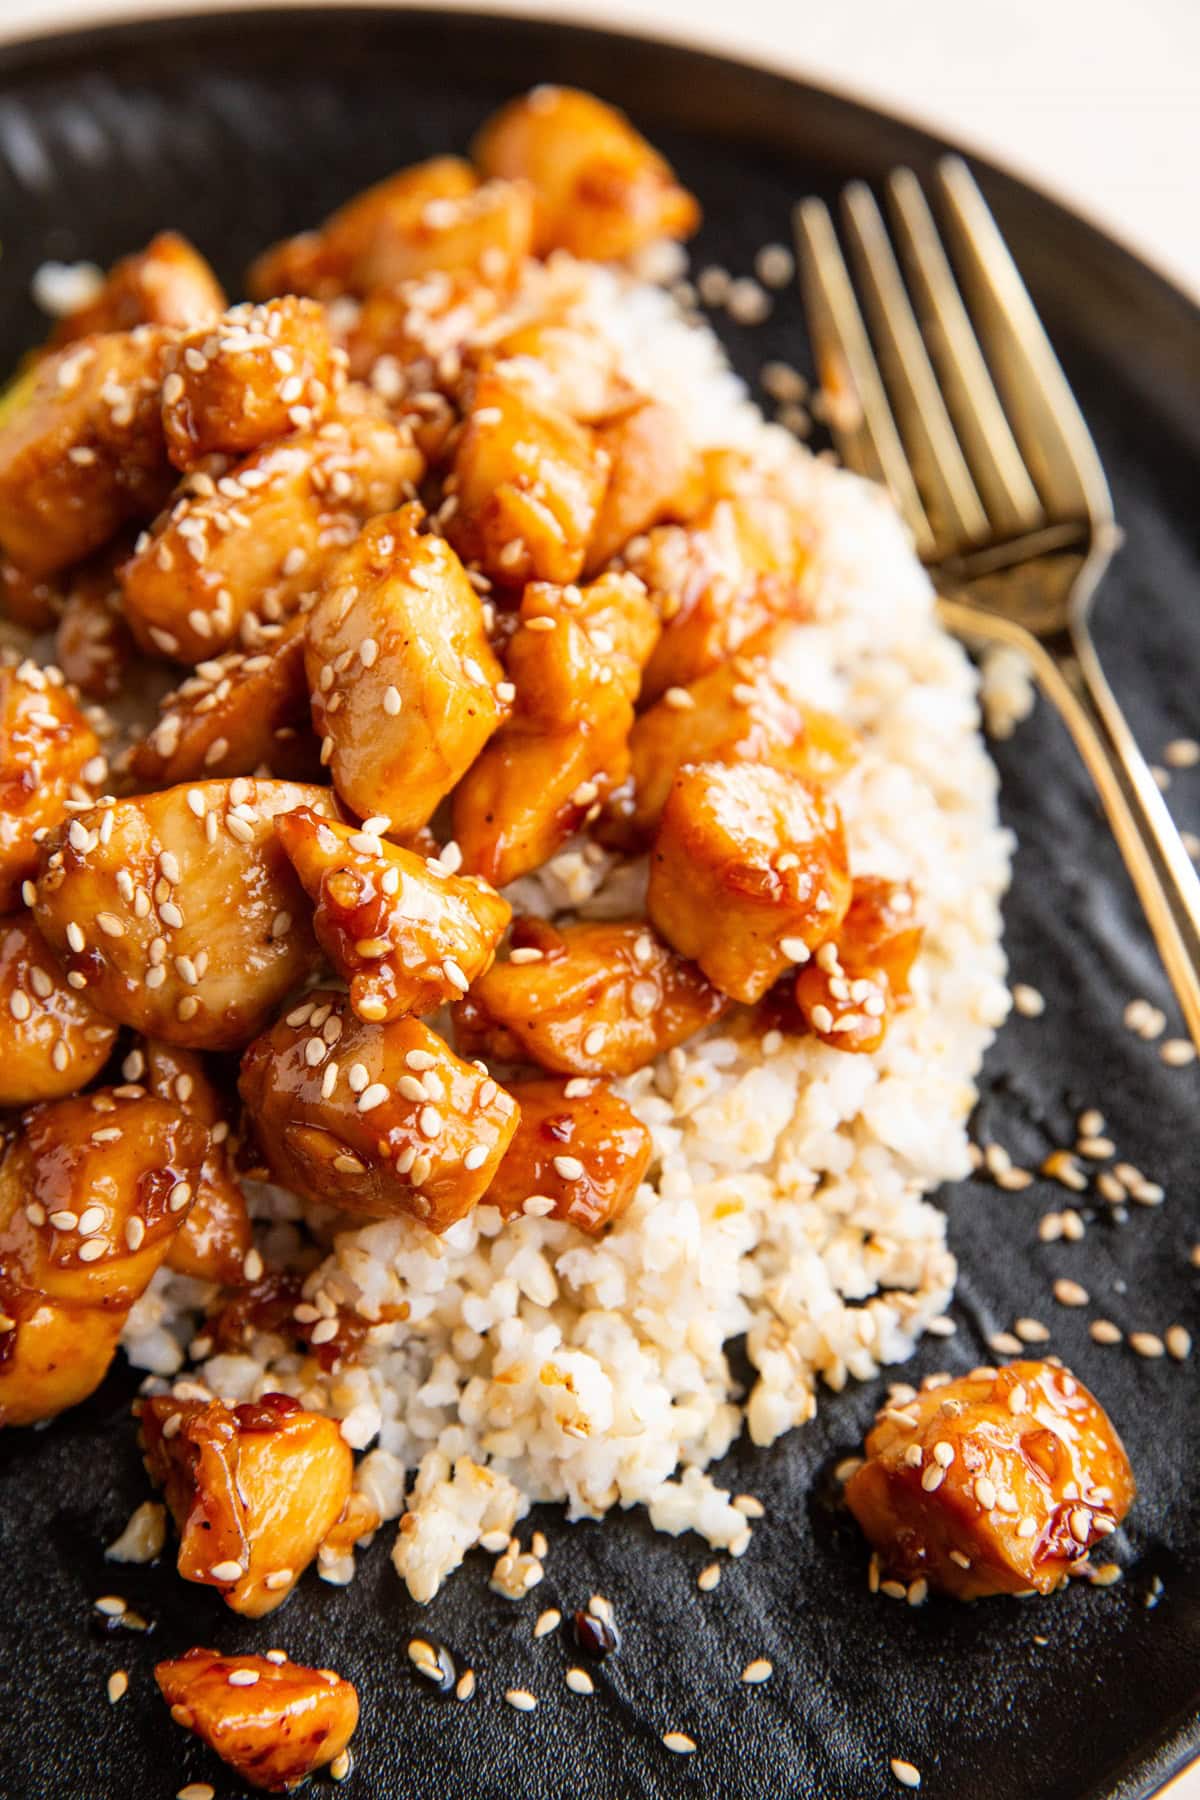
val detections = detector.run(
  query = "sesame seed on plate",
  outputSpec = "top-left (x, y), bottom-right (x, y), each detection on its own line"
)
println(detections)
top-left (505, 1688), bottom-right (537, 1712)
top-left (1012, 982), bottom-right (1044, 1017)
top-left (662, 1731), bottom-right (697, 1755)
top-left (565, 1667), bottom-right (594, 1694)
top-left (697, 1563), bottom-right (721, 1591)
top-left (890, 1758), bottom-right (922, 1788)
top-left (741, 1658), bottom-right (773, 1683)
top-left (1160, 1038), bottom-right (1196, 1066)
top-left (1053, 1278), bottom-right (1089, 1307)
top-left (1129, 1332), bottom-right (1165, 1359)
top-left (106, 1670), bottom-right (128, 1703)
top-left (1166, 1325), bottom-right (1192, 1361)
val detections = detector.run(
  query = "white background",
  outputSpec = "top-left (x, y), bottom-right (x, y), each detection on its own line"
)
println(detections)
top-left (1, 0), bottom-right (1197, 1793)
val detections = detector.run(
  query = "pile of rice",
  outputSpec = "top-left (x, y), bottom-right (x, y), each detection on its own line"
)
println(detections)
top-left (124, 263), bottom-right (1013, 1603)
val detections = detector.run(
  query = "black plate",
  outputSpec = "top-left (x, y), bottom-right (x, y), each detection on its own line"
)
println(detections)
top-left (0, 12), bottom-right (1197, 1800)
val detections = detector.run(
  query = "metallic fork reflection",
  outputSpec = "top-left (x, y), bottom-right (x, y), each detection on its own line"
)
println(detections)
top-left (795, 158), bottom-right (1200, 1051)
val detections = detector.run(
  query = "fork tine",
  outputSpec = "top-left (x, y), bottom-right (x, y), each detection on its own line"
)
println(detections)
top-left (886, 167), bottom-right (1044, 538)
top-left (794, 197), bottom-right (935, 560)
top-left (934, 156), bottom-right (1114, 525)
top-left (841, 180), bottom-right (989, 553)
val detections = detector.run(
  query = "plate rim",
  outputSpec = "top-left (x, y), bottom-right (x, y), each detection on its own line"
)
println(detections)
top-left (0, 10), bottom-right (1196, 1798)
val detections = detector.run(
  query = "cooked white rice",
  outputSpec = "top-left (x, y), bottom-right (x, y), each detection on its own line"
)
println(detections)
top-left (125, 262), bottom-right (1013, 1603)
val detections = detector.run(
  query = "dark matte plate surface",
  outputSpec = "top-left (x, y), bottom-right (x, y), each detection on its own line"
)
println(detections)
top-left (0, 12), bottom-right (1197, 1800)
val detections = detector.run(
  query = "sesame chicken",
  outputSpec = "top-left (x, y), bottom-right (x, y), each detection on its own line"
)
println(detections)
top-left (347, 177), bottom-right (535, 293)
top-left (476, 309), bottom-right (634, 424)
top-left (32, 779), bottom-right (330, 1050)
top-left (141, 1041), bottom-right (252, 1286)
top-left (794, 877), bottom-right (923, 1054)
top-left (126, 613), bottom-right (320, 788)
top-left (447, 371), bottom-right (610, 586)
top-left (275, 805), bottom-right (510, 1022)
top-left (472, 86), bottom-right (700, 260)
top-left (627, 490), bottom-right (811, 703)
top-left (0, 912), bottom-right (118, 1107)
top-left (844, 1362), bottom-right (1136, 1600)
top-left (628, 624), bottom-right (858, 832)
top-left (647, 761), bottom-right (851, 1003)
top-left (485, 1076), bottom-right (652, 1232)
top-left (305, 502), bottom-right (507, 836)
top-left (585, 398), bottom-right (704, 572)
top-left (238, 994), bottom-right (519, 1231)
top-left (1, 556), bottom-right (61, 632)
top-left (0, 328), bottom-right (174, 577)
top-left (161, 296), bottom-right (343, 470)
top-left (156, 1647), bottom-right (359, 1793)
top-left (141, 1391), bottom-right (358, 1615)
top-left (0, 1088), bottom-right (206, 1426)
top-left (0, 656), bottom-right (102, 911)
top-left (120, 403), bottom-right (423, 662)
top-left (247, 155), bottom-right (480, 298)
top-left (48, 231), bottom-right (225, 347)
top-left (453, 571), bottom-right (659, 886)
top-left (453, 917), bottom-right (727, 1076)
top-left (54, 548), bottom-right (137, 701)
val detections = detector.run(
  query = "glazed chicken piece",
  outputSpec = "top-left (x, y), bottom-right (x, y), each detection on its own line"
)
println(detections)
top-left (120, 407), bottom-right (423, 661)
top-left (585, 398), bottom-right (704, 572)
top-left (141, 1391), bottom-right (362, 1615)
top-left (344, 272), bottom-right (501, 396)
top-left (276, 806), bottom-right (510, 1023)
top-left (305, 503), bottom-right (508, 836)
top-left (628, 491), bottom-right (811, 703)
top-left (647, 760), bottom-right (851, 1003)
top-left (794, 877), bottom-right (923, 1054)
top-left (452, 572), bottom-right (659, 887)
top-left (0, 1088), bottom-right (205, 1426)
top-left (248, 155), bottom-right (480, 298)
top-left (55, 553), bottom-right (137, 701)
top-left (475, 308), bottom-right (634, 425)
top-left (628, 625), bottom-right (858, 832)
top-left (48, 231), bottom-right (225, 347)
top-left (454, 917), bottom-right (727, 1076)
top-left (485, 1076), bottom-right (652, 1232)
top-left (348, 177), bottom-right (534, 293)
top-left (1, 557), bottom-right (61, 632)
top-left (0, 656), bottom-right (102, 911)
top-left (161, 296), bottom-right (343, 470)
top-left (32, 779), bottom-right (328, 1050)
top-left (0, 912), bottom-right (118, 1107)
top-left (125, 614), bottom-right (319, 788)
top-left (0, 328), bottom-right (173, 577)
top-left (157, 1648), bottom-right (359, 1794)
top-left (844, 1361), bottom-right (1136, 1600)
top-left (140, 1040), bottom-right (252, 1286)
top-left (238, 994), bottom-right (519, 1232)
top-left (472, 85), bottom-right (700, 260)
top-left (447, 372), bottom-right (610, 587)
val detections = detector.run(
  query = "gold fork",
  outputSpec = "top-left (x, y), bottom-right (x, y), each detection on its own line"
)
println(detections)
top-left (794, 157), bottom-right (1200, 1051)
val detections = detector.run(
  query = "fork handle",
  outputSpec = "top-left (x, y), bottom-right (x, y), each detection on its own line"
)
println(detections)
top-left (939, 595), bottom-right (1200, 1051)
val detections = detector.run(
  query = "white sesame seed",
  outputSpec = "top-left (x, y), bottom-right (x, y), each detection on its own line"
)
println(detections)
top-left (442, 957), bottom-right (469, 992)
top-left (227, 1668), bottom-right (260, 1687)
top-left (177, 1786), bottom-right (216, 1800)
top-left (1129, 1331), bottom-right (1165, 1359)
top-left (1166, 1325), bottom-right (1192, 1361)
top-left (1053, 1278), bottom-right (1089, 1308)
top-left (1160, 1038), bottom-right (1196, 1066)
top-left (95, 1595), bottom-right (126, 1617)
top-left (582, 1026), bottom-right (606, 1057)
top-left (243, 1248), bottom-right (263, 1282)
top-left (565, 1667), bottom-right (594, 1695)
top-left (505, 1688), bottom-right (537, 1712)
top-left (891, 1758), bottom-right (922, 1789)
top-left (741, 1658), bottom-right (773, 1684)
top-left (663, 1732), bottom-right (697, 1755)
top-left (553, 1154), bottom-right (585, 1181)
top-left (358, 1082), bottom-right (389, 1112)
top-left (209, 1560), bottom-right (246, 1582)
top-left (78, 1239), bottom-right (106, 1262)
top-left (106, 1670), bottom-right (128, 1703)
